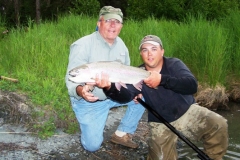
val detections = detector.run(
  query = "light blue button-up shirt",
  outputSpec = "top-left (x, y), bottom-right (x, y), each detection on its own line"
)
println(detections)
top-left (65, 31), bottom-right (130, 100)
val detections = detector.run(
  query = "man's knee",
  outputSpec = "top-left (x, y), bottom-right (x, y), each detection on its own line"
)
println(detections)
top-left (80, 133), bottom-right (103, 152)
top-left (209, 112), bottom-right (228, 134)
top-left (81, 139), bottom-right (102, 152)
top-left (203, 113), bottom-right (228, 159)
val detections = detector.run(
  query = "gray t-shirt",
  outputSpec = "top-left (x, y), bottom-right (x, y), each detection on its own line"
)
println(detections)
top-left (65, 31), bottom-right (130, 100)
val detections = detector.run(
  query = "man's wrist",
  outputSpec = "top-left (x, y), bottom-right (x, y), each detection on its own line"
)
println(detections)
top-left (103, 83), bottom-right (114, 91)
top-left (102, 82), bottom-right (111, 91)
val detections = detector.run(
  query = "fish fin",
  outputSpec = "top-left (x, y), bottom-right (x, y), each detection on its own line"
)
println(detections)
top-left (120, 82), bottom-right (127, 89)
top-left (99, 60), bottom-right (123, 65)
top-left (115, 82), bottom-right (128, 91)
top-left (133, 80), bottom-right (144, 91)
top-left (115, 83), bottom-right (122, 91)
top-left (114, 59), bottom-right (123, 64)
top-left (89, 85), bottom-right (95, 91)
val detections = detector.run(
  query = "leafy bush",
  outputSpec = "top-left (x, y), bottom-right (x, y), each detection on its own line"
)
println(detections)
top-left (126, 0), bottom-right (239, 21)
top-left (69, 0), bottom-right (100, 16)
top-left (183, 0), bottom-right (239, 20)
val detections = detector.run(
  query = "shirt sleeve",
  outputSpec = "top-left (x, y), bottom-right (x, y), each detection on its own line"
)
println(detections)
top-left (160, 59), bottom-right (198, 95)
top-left (65, 42), bottom-right (89, 100)
top-left (103, 83), bottom-right (139, 103)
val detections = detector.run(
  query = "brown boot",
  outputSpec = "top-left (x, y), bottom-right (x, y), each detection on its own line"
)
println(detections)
top-left (110, 133), bottom-right (138, 148)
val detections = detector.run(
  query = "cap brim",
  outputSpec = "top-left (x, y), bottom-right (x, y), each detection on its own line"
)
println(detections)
top-left (139, 41), bottom-right (160, 50)
top-left (103, 14), bottom-right (122, 22)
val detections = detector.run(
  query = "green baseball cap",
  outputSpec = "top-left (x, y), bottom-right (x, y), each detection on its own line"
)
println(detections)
top-left (99, 6), bottom-right (123, 22)
top-left (139, 35), bottom-right (163, 50)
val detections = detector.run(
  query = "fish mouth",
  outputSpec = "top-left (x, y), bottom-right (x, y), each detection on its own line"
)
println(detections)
top-left (69, 72), bottom-right (77, 77)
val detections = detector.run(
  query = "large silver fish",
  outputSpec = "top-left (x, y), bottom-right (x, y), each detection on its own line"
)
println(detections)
top-left (68, 61), bottom-right (150, 91)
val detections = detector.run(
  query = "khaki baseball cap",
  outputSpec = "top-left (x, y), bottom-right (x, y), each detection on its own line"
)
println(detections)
top-left (99, 6), bottom-right (123, 22)
top-left (139, 35), bottom-right (163, 50)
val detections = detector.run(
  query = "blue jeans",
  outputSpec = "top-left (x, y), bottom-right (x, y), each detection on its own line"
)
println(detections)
top-left (70, 97), bottom-right (145, 152)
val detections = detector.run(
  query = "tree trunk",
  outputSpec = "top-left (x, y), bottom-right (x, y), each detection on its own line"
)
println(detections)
top-left (36, 0), bottom-right (41, 25)
top-left (13, 0), bottom-right (20, 26)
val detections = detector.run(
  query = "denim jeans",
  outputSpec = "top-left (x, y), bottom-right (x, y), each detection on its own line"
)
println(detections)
top-left (70, 97), bottom-right (145, 152)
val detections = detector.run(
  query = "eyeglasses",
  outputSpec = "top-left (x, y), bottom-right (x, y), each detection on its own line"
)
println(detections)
top-left (100, 19), bottom-right (122, 25)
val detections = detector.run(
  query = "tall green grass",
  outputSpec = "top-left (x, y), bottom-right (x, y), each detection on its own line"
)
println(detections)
top-left (0, 12), bottom-right (239, 137)
top-left (220, 11), bottom-right (240, 79)
top-left (171, 16), bottom-right (228, 86)
top-left (121, 17), bottom-right (180, 66)
top-left (121, 16), bottom-right (230, 86)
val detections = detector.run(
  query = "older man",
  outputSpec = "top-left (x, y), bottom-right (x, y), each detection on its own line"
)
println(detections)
top-left (65, 6), bottom-right (145, 152)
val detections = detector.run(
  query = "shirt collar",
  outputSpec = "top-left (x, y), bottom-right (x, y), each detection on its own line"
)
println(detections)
top-left (96, 31), bottom-right (117, 47)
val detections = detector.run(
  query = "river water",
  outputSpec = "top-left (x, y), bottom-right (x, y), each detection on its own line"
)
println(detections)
top-left (178, 102), bottom-right (240, 160)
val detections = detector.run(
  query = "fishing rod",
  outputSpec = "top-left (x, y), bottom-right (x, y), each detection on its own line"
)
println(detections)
top-left (136, 98), bottom-right (212, 160)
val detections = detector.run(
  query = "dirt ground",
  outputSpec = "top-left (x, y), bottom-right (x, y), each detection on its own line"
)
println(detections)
top-left (0, 89), bottom-right (150, 159)
top-left (1, 84), bottom-right (240, 159)
top-left (0, 108), bottom-right (149, 160)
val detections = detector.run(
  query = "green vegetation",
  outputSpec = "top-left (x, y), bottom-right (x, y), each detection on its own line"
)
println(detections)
top-left (126, 0), bottom-right (239, 21)
top-left (2, 0), bottom-right (239, 27)
top-left (0, 11), bottom-right (240, 138)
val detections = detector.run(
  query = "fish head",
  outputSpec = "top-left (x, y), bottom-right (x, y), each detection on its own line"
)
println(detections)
top-left (69, 64), bottom-right (89, 77)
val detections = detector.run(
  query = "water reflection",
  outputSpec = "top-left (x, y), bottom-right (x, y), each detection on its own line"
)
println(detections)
top-left (178, 102), bottom-right (240, 160)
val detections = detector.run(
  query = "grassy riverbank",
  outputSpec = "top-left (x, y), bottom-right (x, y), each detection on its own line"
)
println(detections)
top-left (0, 11), bottom-right (240, 137)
